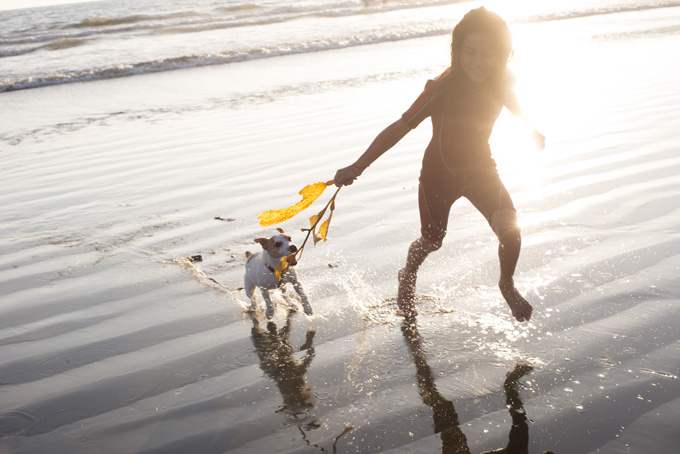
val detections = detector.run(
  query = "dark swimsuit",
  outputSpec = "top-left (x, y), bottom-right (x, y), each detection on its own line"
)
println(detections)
top-left (401, 71), bottom-right (516, 243)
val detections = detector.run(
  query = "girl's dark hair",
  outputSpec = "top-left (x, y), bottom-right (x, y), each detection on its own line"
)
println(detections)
top-left (446, 7), bottom-right (513, 98)
top-left (450, 7), bottom-right (513, 71)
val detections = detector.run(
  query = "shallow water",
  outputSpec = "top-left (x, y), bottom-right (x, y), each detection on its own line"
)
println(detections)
top-left (2, 1), bottom-right (680, 453)
top-left (3, 0), bottom-right (680, 91)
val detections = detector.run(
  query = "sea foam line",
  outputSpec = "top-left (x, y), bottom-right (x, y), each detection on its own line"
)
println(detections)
top-left (0, 26), bottom-right (450, 93)
top-left (3, 0), bottom-right (680, 92)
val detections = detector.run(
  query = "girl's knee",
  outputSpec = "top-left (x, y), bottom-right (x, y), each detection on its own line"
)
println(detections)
top-left (419, 236), bottom-right (443, 252)
top-left (491, 209), bottom-right (521, 243)
top-left (406, 236), bottom-right (441, 271)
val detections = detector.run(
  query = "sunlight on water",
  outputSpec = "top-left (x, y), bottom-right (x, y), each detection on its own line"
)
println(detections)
top-left (337, 269), bottom-right (396, 325)
top-left (3, 1), bottom-right (680, 452)
top-left (508, 17), bottom-right (645, 143)
top-left (487, 0), bottom-right (553, 19)
top-left (462, 311), bottom-right (537, 362)
top-left (491, 13), bottom-right (646, 197)
top-left (491, 111), bottom-right (546, 189)
top-left (517, 273), bottom-right (559, 303)
top-left (338, 268), bottom-right (462, 326)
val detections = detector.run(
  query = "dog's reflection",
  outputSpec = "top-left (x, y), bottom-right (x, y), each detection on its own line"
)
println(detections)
top-left (250, 310), bottom-right (319, 430)
top-left (401, 321), bottom-right (533, 454)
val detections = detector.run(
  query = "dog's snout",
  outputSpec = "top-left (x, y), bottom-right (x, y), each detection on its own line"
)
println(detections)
top-left (288, 245), bottom-right (298, 253)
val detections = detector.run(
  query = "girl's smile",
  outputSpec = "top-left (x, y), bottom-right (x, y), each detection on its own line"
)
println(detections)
top-left (460, 32), bottom-right (499, 83)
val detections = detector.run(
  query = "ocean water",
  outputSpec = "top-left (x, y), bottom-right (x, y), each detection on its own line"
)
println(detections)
top-left (2, 0), bottom-right (680, 453)
top-left (2, 0), bottom-right (680, 93)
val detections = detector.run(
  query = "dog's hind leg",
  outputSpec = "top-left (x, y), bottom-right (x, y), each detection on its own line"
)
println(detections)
top-left (278, 283), bottom-right (296, 308)
top-left (283, 270), bottom-right (313, 315)
top-left (260, 289), bottom-right (275, 319)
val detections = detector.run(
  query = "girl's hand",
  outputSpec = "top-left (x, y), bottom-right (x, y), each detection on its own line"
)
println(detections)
top-left (532, 130), bottom-right (546, 150)
top-left (333, 163), bottom-right (364, 187)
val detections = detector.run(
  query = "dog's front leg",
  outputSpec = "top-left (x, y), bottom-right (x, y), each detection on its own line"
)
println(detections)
top-left (244, 280), bottom-right (258, 312)
top-left (260, 288), bottom-right (275, 319)
top-left (288, 270), bottom-right (313, 315)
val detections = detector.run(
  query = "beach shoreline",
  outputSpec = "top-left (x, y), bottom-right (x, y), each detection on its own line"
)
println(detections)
top-left (2, 3), bottom-right (680, 453)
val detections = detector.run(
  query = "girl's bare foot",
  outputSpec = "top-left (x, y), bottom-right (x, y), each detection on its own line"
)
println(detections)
top-left (499, 277), bottom-right (533, 322)
top-left (397, 269), bottom-right (418, 318)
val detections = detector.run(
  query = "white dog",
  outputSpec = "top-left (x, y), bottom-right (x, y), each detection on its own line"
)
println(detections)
top-left (244, 228), bottom-right (313, 318)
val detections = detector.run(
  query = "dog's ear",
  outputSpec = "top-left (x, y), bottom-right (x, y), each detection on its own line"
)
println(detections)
top-left (276, 227), bottom-right (285, 234)
top-left (254, 237), bottom-right (267, 248)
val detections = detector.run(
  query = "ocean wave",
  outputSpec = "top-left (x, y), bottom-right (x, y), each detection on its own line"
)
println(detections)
top-left (1, 33), bottom-right (73, 46)
top-left (64, 11), bottom-right (202, 29)
top-left (0, 37), bottom-right (87, 58)
top-left (214, 4), bottom-right (262, 13)
top-left (152, 0), bottom-right (464, 35)
top-left (68, 14), bottom-right (157, 28)
top-left (593, 23), bottom-right (680, 41)
top-left (0, 17), bottom-right (201, 47)
top-left (0, 25), bottom-right (136, 46)
top-left (152, 15), bottom-right (292, 35)
top-left (5, 0), bottom-right (677, 49)
top-left (130, 0), bottom-right (680, 37)
top-left (0, 47), bottom-right (37, 58)
top-left (3, 0), bottom-right (680, 92)
top-left (42, 37), bottom-right (88, 51)
top-left (0, 26), bottom-right (451, 93)
top-left (2, 10), bottom-right (234, 46)
top-left (205, 0), bottom-right (680, 24)
top-left (519, 0), bottom-right (680, 23)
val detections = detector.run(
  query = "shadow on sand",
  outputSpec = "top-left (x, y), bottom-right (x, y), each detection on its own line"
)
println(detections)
top-left (401, 320), bottom-right (553, 454)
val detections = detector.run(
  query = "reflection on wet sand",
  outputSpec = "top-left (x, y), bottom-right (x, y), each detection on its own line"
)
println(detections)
top-left (250, 310), bottom-right (318, 429)
top-left (401, 320), bottom-right (546, 454)
top-left (249, 310), bottom-right (353, 452)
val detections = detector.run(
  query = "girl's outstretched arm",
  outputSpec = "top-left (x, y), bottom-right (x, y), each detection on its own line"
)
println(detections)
top-left (504, 87), bottom-right (546, 150)
top-left (334, 118), bottom-right (411, 187)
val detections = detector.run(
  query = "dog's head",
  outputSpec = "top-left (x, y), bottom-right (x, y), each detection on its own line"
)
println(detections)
top-left (254, 228), bottom-right (298, 262)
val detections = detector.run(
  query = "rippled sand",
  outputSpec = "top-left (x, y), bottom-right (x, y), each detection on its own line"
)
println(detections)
top-left (1, 8), bottom-right (680, 454)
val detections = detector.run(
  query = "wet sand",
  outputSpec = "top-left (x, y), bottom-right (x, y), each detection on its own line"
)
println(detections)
top-left (1, 8), bottom-right (680, 454)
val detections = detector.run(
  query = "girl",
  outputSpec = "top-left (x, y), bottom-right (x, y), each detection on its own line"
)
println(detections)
top-left (333, 7), bottom-right (544, 321)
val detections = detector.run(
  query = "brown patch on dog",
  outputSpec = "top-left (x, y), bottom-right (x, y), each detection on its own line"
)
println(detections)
top-left (254, 237), bottom-right (284, 259)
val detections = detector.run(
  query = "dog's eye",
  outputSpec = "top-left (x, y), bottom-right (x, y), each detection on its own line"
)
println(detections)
top-left (274, 241), bottom-right (282, 248)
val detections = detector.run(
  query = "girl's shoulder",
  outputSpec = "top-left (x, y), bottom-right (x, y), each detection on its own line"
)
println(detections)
top-left (423, 68), bottom-right (453, 95)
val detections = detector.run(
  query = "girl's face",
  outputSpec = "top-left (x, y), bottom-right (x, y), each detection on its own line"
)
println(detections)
top-left (460, 32), bottom-right (500, 84)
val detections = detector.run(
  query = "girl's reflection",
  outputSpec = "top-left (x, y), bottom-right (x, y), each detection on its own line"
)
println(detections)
top-left (250, 310), bottom-right (318, 429)
top-left (401, 321), bottom-right (536, 454)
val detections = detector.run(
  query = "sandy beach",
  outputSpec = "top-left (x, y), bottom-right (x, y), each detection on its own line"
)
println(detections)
top-left (2, 2), bottom-right (680, 453)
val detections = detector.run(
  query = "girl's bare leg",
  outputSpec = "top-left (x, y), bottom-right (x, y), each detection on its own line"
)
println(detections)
top-left (498, 235), bottom-right (533, 322)
top-left (491, 209), bottom-right (533, 322)
top-left (397, 236), bottom-right (440, 317)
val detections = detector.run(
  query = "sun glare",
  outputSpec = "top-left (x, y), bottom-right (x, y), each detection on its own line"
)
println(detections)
top-left (490, 110), bottom-right (545, 189)
top-left (490, 14), bottom-right (592, 187)
top-left (486, 0), bottom-right (553, 22)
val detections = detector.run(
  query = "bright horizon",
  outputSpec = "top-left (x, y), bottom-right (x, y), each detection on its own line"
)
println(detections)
top-left (0, 0), bottom-right (98, 11)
